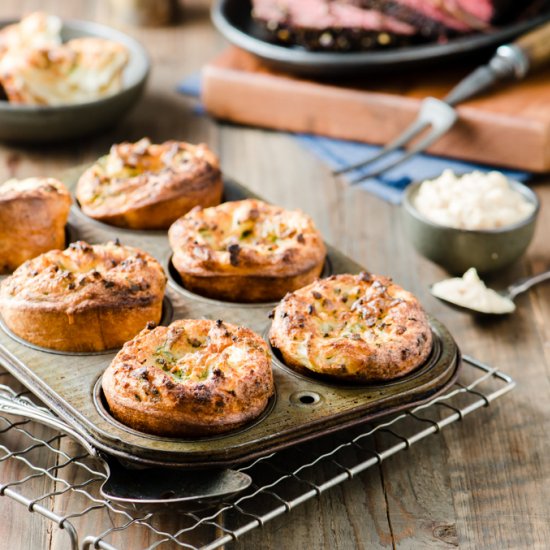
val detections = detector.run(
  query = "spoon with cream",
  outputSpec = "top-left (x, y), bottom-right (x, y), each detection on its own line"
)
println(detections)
top-left (430, 267), bottom-right (550, 315)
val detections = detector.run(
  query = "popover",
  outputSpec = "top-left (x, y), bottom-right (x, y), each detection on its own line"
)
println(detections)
top-left (168, 199), bottom-right (326, 303)
top-left (0, 12), bottom-right (129, 105)
top-left (269, 272), bottom-right (433, 383)
top-left (0, 177), bottom-right (71, 274)
top-left (76, 138), bottom-right (223, 229)
top-left (0, 12), bottom-right (61, 57)
top-left (102, 319), bottom-right (274, 437)
top-left (0, 241), bottom-right (166, 352)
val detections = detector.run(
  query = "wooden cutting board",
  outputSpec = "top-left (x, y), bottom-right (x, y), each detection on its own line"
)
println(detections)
top-left (202, 47), bottom-right (550, 172)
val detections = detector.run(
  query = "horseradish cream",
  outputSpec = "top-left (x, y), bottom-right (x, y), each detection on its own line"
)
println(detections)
top-left (431, 268), bottom-right (515, 314)
top-left (414, 170), bottom-right (535, 230)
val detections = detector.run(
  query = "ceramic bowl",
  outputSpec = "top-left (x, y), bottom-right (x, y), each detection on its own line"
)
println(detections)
top-left (401, 179), bottom-right (540, 275)
top-left (0, 18), bottom-right (150, 143)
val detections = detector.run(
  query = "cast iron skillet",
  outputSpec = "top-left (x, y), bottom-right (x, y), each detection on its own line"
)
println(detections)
top-left (212, 0), bottom-right (550, 77)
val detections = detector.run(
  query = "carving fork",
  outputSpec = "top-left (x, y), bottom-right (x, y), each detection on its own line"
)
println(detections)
top-left (334, 20), bottom-right (550, 184)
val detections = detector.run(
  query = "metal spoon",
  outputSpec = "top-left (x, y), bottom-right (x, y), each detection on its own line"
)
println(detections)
top-left (100, 456), bottom-right (251, 511)
top-left (0, 388), bottom-right (252, 510)
top-left (430, 269), bottom-right (550, 316)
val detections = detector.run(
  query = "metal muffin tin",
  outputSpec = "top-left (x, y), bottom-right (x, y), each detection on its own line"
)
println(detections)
top-left (0, 170), bottom-right (461, 468)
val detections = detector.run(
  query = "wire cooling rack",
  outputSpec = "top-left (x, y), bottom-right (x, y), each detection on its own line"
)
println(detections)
top-left (0, 355), bottom-right (514, 550)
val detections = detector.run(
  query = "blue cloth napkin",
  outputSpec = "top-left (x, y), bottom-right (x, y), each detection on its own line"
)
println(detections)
top-left (178, 75), bottom-right (530, 204)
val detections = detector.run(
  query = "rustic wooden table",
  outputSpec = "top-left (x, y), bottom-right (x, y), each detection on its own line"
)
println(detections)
top-left (0, 1), bottom-right (548, 549)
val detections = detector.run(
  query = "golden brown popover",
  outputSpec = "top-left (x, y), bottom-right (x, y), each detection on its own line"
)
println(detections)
top-left (269, 272), bottom-right (433, 383)
top-left (0, 11), bottom-right (129, 106)
top-left (102, 319), bottom-right (274, 437)
top-left (0, 241), bottom-right (166, 352)
top-left (168, 199), bottom-right (327, 303)
top-left (0, 177), bottom-right (71, 274)
top-left (76, 138), bottom-right (223, 229)
top-left (0, 12), bottom-right (61, 58)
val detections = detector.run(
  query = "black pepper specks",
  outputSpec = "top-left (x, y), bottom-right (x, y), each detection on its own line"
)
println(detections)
top-left (359, 271), bottom-right (372, 282)
top-left (69, 241), bottom-right (93, 253)
top-left (133, 366), bottom-right (148, 380)
top-left (228, 243), bottom-right (241, 266)
top-left (188, 337), bottom-right (202, 348)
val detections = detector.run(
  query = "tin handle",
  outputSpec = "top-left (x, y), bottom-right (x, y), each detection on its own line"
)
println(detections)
top-left (0, 390), bottom-right (97, 457)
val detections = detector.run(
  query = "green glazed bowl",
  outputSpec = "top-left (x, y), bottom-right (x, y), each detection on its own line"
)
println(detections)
top-left (0, 18), bottom-right (150, 143)
top-left (401, 179), bottom-right (540, 275)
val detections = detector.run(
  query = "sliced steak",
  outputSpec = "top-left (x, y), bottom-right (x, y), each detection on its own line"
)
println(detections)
top-left (252, 0), bottom-right (423, 51)
top-left (348, 0), bottom-right (541, 36)
top-left (371, 0), bottom-right (527, 33)
top-left (251, 0), bottom-right (549, 51)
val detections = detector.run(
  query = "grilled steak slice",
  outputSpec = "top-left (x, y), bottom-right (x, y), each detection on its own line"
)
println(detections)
top-left (251, 0), bottom-right (422, 51)
top-left (352, 0), bottom-right (528, 37)
top-left (382, 0), bottom-right (550, 36)
top-left (252, 0), bottom-right (549, 51)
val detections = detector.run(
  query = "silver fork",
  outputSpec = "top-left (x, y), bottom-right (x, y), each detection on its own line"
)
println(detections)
top-left (335, 20), bottom-right (550, 184)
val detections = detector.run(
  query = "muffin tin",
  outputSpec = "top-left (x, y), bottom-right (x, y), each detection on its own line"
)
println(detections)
top-left (0, 169), bottom-right (461, 468)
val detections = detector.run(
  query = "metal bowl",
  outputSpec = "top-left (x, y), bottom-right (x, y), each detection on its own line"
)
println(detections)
top-left (0, 18), bottom-right (150, 143)
top-left (401, 179), bottom-right (540, 275)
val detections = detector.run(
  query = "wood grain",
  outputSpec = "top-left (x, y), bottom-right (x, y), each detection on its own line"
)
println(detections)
top-left (203, 47), bottom-right (550, 172)
top-left (0, 1), bottom-right (548, 549)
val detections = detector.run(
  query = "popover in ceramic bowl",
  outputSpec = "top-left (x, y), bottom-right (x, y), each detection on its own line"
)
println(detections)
top-left (0, 240), bottom-right (166, 352)
top-left (269, 272), bottom-right (433, 383)
top-left (102, 318), bottom-right (274, 437)
top-left (0, 177), bottom-right (71, 273)
top-left (0, 12), bottom-right (149, 142)
top-left (168, 199), bottom-right (326, 303)
top-left (76, 138), bottom-right (223, 230)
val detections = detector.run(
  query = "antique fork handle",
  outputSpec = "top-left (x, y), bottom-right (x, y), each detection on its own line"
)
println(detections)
top-left (0, 390), bottom-right (97, 457)
top-left (444, 19), bottom-right (550, 107)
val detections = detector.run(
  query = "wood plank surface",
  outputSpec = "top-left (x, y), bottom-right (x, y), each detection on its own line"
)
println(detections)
top-left (203, 47), bottom-right (550, 172)
top-left (0, 1), bottom-right (548, 549)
